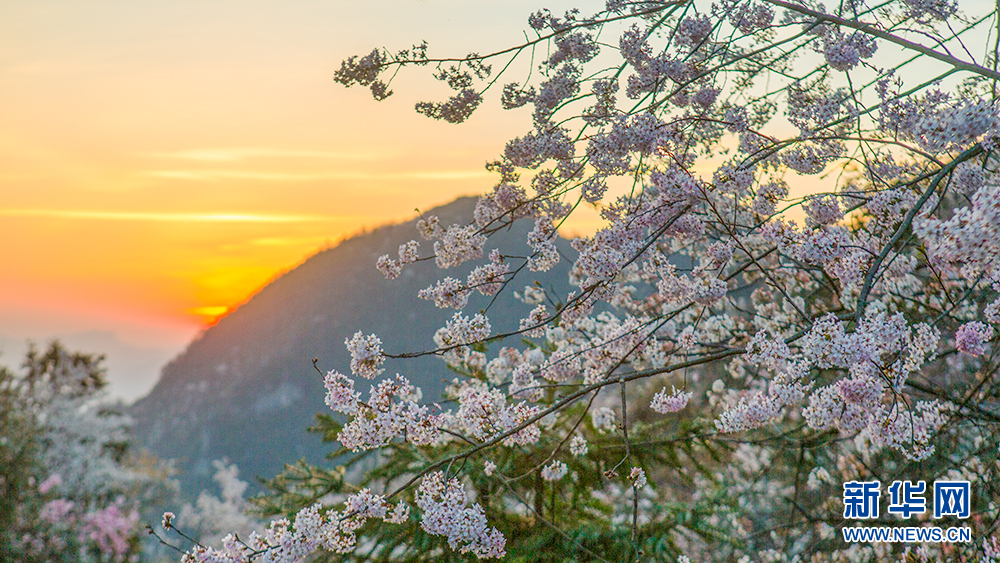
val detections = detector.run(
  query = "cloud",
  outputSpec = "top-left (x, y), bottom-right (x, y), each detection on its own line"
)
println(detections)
top-left (145, 170), bottom-right (330, 181)
top-left (139, 148), bottom-right (389, 161)
top-left (145, 169), bottom-right (491, 181)
top-left (0, 209), bottom-right (341, 223)
top-left (250, 236), bottom-right (330, 246)
top-left (7, 60), bottom-right (112, 75)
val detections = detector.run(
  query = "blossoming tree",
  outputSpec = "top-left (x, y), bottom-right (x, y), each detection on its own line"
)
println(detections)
top-left (0, 343), bottom-right (167, 563)
top-left (170, 0), bottom-right (1000, 561)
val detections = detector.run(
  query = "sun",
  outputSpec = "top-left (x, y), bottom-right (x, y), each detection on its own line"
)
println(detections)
top-left (188, 306), bottom-right (231, 326)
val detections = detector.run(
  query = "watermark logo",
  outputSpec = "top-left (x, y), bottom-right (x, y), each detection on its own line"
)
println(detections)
top-left (843, 480), bottom-right (880, 519)
top-left (887, 480), bottom-right (925, 519)
top-left (934, 481), bottom-right (971, 519)
top-left (841, 479), bottom-right (972, 544)
top-left (842, 526), bottom-right (972, 543)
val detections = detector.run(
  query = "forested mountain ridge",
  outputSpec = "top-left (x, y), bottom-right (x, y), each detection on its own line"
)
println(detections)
top-left (130, 197), bottom-right (572, 495)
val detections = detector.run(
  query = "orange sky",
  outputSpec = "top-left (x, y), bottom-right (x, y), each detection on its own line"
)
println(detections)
top-left (6, 0), bottom-right (980, 400)
top-left (2, 0), bottom-right (593, 368)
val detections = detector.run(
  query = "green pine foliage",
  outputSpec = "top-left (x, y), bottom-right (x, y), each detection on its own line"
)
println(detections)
top-left (254, 369), bottom-right (745, 562)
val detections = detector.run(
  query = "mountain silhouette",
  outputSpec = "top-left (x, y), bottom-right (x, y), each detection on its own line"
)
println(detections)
top-left (130, 197), bottom-right (572, 495)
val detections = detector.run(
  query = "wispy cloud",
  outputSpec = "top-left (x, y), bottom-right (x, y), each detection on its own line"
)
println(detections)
top-left (404, 171), bottom-right (493, 180)
top-left (251, 236), bottom-right (330, 246)
top-left (7, 60), bottom-right (112, 75)
top-left (146, 170), bottom-right (330, 181)
top-left (145, 169), bottom-right (491, 181)
top-left (0, 209), bottom-right (342, 222)
top-left (140, 148), bottom-right (389, 161)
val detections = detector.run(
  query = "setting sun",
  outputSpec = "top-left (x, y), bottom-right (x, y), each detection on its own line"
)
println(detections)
top-left (188, 306), bottom-right (230, 326)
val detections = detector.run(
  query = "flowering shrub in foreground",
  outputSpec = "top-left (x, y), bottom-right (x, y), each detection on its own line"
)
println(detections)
top-left (171, 0), bottom-right (1000, 561)
top-left (0, 343), bottom-right (164, 562)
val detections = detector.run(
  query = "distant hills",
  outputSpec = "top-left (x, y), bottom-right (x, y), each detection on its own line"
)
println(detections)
top-left (130, 197), bottom-right (572, 495)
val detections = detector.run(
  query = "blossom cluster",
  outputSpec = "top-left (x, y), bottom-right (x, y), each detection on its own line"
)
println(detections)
top-left (415, 472), bottom-right (506, 558)
top-left (335, 374), bottom-right (442, 451)
top-left (650, 387), bottom-right (692, 413)
top-left (181, 489), bottom-right (412, 563)
top-left (345, 331), bottom-right (386, 379)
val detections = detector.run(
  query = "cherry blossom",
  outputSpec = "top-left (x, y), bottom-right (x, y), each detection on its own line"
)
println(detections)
top-left (178, 0), bottom-right (1000, 560)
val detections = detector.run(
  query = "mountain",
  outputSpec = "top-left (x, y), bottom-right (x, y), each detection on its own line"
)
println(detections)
top-left (130, 197), bottom-right (572, 495)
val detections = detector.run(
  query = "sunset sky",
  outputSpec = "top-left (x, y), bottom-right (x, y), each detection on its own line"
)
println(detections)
top-left (1, 0), bottom-right (589, 397)
top-left (5, 0), bottom-right (988, 399)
